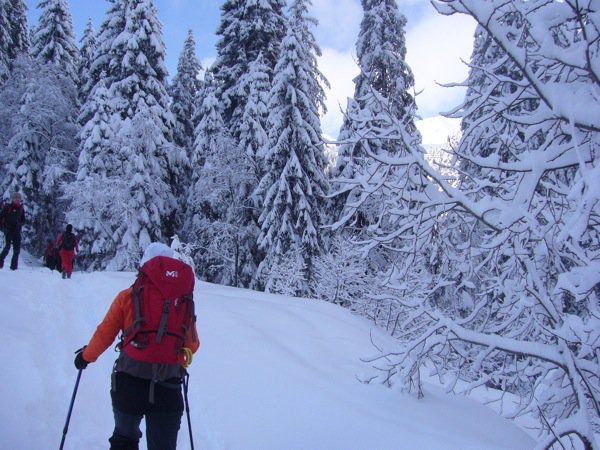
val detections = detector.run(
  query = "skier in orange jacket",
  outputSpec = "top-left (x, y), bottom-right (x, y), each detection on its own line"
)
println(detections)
top-left (75, 243), bottom-right (200, 450)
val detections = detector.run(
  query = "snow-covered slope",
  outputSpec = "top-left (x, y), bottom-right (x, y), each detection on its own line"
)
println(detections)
top-left (0, 260), bottom-right (534, 450)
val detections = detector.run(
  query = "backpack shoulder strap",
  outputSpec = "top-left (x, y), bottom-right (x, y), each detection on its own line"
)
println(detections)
top-left (122, 276), bottom-right (146, 339)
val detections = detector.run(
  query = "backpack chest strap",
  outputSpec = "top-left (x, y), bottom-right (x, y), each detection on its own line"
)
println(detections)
top-left (123, 286), bottom-right (145, 339)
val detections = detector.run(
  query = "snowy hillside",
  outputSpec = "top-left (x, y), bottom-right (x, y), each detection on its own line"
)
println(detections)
top-left (0, 259), bottom-right (534, 450)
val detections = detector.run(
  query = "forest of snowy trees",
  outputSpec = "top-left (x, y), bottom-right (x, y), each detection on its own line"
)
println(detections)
top-left (0, 0), bottom-right (598, 448)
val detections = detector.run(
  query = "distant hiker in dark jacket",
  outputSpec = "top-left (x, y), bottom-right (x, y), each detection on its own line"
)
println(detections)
top-left (55, 224), bottom-right (78, 279)
top-left (0, 192), bottom-right (26, 270)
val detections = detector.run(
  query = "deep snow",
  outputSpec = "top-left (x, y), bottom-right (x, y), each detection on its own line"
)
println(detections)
top-left (0, 254), bottom-right (535, 450)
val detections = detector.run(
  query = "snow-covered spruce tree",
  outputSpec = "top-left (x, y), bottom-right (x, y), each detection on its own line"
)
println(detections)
top-left (0, 0), bottom-right (80, 253)
top-left (110, 0), bottom-right (185, 263)
top-left (7, 0), bottom-right (28, 59)
top-left (30, 0), bottom-right (80, 85)
top-left (212, 0), bottom-right (286, 131)
top-left (358, 1), bottom-right (600, 447)
top-left (0, 1), bottom-right (10, 81)
top-left (237, 53), bottom-right (270, 184)
top-left (63, 83), bottom-right (127, 270)
top-left (0, 0), bottom-right (29, 81)
top-left (331, 0), bottom-right (420, 227)
top-left (168, 29), bottom-right (203, 167)
top-left (185, 54), bottom-right (271, 288)
top-left (185, 75), bottom-right (227, 279)
top-left (109, 111), bottom-right (176, 270)
top-left (211, 53), bottom-right (273, 285)
top-left (255, 2), bottom-right (329, 296)
top-left (64, 2), bottom-right (125, 269)
top-left (264, 248), bottom-right (307, 296)
top-left (77, 18), bottom-right (96, 103)
top-left (0, 57), bottom-right (79, 253)
top-left (79, 0), bottom-right (125, 109)
top-left (327, 0), bottom-right (425, 323)
top-left (68, 0), bottom-right (184, 270)
top-left (184, 75), bottom-right (257, 286)
top-left (29, 0), bottom-right (80, 160)
top-left (204, 0), bottom-right (287, 287)
top-left (0, 0), bottom-right (29, 175)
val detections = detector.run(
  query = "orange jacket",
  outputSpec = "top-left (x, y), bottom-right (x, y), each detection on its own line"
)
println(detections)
top-left (82, 287), bottom-right (200, 363)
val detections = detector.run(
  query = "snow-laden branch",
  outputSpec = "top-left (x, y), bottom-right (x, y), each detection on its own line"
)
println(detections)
top-left (433, 0), bottom-right (600, 132)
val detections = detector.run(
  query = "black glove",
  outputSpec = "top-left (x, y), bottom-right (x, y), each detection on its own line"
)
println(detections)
top-left (74, 347), bottom-right (88, 370)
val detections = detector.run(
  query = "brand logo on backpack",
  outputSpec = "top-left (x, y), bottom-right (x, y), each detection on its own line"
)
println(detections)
top-left (165, 270), bottom-right (179, 278)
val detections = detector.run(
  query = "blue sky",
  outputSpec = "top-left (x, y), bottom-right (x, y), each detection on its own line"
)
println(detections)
top-left (27, 0), bottom-right (475, 138)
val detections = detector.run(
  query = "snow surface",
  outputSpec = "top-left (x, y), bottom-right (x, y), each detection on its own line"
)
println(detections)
top-left (0, 254), bottom-right (534, 450)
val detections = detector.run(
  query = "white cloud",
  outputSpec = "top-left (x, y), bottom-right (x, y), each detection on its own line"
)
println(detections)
top-left (416, 115), bottom-right (461, 146)
top-left (314, 2), bottom-right (476, 140)
top-left (311, 0), bottom-right (362, 51)
top-left (405, 10), bottom-right (476, 117)
top-left (201, 56), bottom-right (216, 73)
top-left (318, 48), bottom-right (360, 139)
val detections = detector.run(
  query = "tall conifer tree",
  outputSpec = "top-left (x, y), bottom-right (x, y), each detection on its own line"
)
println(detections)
top-left (198, 0), bottom-right (287, 286)
top-left (0, 0), bottom-right (29, 80)
top-left (0, 0), bottom-right (79, 251)
top-left (184, 75), bottom-right (250, 285)
top-left (326, 0), bottom-right (429, 329)
top-left (80, 0), bottom-right (125, 104)
top-left (255, 1), bottom-right (329, 295)
top-left (77, 18), bottom-right (96, 103)
top-left (30, 0), bottom-right (79, 84)
top-left (69, 0), bottom-right (183, 269)
top-left (330, 0), bottom-right (419, 228)
top-left (238, 53), bottom-right (270, 184)
top-left (169, 30), bottom-right (203, 166)
top-left (212, 0), bottom-right (286, 131)
top-left (0, 2), bottom-right (10, 80)
top-left (7, 0), bottom-right (29, 59)
top-left (0, 0), bottom-right (29, 179)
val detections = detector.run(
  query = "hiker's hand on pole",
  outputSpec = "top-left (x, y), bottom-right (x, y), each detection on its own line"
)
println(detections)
top-left (74, 346), bottom-right (89, 370)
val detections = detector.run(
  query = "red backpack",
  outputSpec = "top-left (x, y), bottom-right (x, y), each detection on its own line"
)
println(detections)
top-left (121, 255), bottom-right (197, 366)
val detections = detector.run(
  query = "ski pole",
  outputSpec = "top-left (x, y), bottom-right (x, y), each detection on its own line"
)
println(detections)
top-left (183, 372), bottom-right (195, 450)
top-left (59, 368), bottom-right (83, 450)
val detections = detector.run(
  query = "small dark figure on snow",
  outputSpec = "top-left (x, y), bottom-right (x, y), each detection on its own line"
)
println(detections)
top-left (43, 239), bottom-right (60, 271)
top-left (56, 224), bottom-right (78, 279)
top-left (0, 192), bottom-right (26, 270)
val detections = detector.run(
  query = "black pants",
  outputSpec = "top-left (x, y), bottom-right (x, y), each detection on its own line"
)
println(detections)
top-left (0, 230), bottom-right (21, 270)
top-left (109, 372), bottom-right (184, 450)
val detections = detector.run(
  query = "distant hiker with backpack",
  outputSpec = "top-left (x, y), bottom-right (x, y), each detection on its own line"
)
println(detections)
top-left (43, 239), bottom-right (60, 271)
top-left (0, 191), bottom-right (26, 270)
top-left (56, 224), bottom-right (78, 279)
top-left (73, 242), bottom-right (199, 450)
